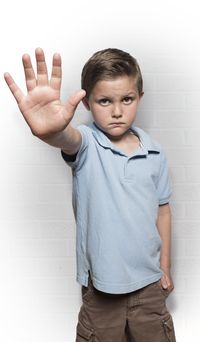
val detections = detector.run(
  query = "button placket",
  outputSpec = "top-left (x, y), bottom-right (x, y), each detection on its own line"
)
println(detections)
top-left (124, 156), bottom-right (135, 180)
top-left (124, 154), bottom-right (147, 181)
top-left (124, 158), bottom-right (128, 179)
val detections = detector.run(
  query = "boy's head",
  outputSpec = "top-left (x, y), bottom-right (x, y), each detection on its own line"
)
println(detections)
top-left (81, 48), bottom-right (144, 140)
top-left (81, 48), bottom-right (143, 99)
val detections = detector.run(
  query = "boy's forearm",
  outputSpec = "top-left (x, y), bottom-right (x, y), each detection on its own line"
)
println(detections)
top-left (38, 124), bottom-right (81, 153)
top-left (156, 204), bottom-right (172, 271)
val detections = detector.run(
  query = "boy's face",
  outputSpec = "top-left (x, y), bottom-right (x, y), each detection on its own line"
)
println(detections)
top-left (83, 75), bottom-right (143, 141)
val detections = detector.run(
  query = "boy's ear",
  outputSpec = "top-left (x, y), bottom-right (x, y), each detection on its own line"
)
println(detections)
top-left (82, 98), bottom-right (90, 111)
top-left (140, 91), bottom-right (144, 99)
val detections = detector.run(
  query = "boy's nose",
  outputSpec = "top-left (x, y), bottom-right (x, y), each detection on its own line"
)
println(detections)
top-left (112, 104), bottom-right (123, 118)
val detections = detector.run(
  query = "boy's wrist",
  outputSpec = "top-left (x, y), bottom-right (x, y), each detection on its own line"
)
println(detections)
top-left (160, 264), bottom-right (171, 274)
top-left (39, 129), bottom-right (68, 148)
top-left (38, 129), bottom-right (63, 141)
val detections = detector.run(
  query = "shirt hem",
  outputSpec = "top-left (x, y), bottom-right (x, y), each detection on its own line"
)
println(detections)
top-left (77, 272), bottom-right (163, 294)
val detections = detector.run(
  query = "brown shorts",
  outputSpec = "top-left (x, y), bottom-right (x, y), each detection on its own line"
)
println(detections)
top-left (76, 275), bottom-right (176, 342)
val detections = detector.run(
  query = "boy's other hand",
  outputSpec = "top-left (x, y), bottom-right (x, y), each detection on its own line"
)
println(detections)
top-left (160, 269), bottom-right (174, 292)
top-left (4, 48), bottom-right (86, 139)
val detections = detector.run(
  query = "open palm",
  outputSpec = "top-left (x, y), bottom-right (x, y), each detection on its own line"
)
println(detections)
top-left (4, 48), bottom-right (86, 138)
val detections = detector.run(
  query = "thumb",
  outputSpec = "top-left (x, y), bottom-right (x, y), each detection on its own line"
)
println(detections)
top-left (65, 89), bottom-right (86, 117)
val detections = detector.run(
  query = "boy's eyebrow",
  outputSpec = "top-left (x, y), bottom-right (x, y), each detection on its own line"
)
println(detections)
top-left (124, 91), bottom-right (138, 96)
top-left (96, 91), bottom-right (138, 98)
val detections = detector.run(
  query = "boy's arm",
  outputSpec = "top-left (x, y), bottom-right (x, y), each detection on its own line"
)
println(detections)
top-left (4, 48), bottom-right (85, 154)
top-left (156, 203), bottom-right (174, 291)
top-left (39, 121), bottom-right (82, 155)
top-left (40, 125), bottom-right (82, 155)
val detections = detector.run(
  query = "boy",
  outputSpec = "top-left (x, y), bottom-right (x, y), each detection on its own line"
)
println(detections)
top-left (4, 47), bottom-right (176, 341)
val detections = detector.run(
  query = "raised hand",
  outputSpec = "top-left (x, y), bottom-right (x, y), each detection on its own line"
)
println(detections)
top-left (4, 48), bottom-right (86, 139)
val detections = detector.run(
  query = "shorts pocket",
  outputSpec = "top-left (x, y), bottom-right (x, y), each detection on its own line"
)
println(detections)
top-left (162, 315), bottom-right (176, 341)
top-left (156, 280), bottom-right (171, 298)
top-left (82, 285), bottom-right (92, 302)
top-left (76, 321), bottom-right (94, 341)
top-left (81, 278), bottom-right (94, 303)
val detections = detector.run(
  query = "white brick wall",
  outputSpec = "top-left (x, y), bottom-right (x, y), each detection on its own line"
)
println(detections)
top-left (1, 0), bottom-right (200, 341)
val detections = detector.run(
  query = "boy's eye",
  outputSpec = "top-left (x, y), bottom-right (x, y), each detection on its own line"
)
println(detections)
top-left (123, 96), bottom-right (134, 104)
top-left (98, 98), bottom-right (110, 106)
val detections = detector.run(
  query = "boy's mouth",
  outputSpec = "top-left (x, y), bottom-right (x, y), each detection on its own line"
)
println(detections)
top-left (109, 122), bottom-right (125, 125)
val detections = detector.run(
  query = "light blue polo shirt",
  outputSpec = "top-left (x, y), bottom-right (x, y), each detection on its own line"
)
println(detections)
top-left (61, 122), bottom-right (172, 294)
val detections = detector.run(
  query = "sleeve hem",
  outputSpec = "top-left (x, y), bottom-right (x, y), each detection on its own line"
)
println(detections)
top-left (158, 196), bottom-right (171, 206)
top-left (61, 149), bottom-right (78, 162)
top-left (159, 202), bottom-right (169, 206)
top-left (60, 124), bottom-right (89, 168)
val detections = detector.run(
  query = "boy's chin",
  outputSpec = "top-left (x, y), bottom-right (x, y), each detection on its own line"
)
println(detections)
top-left (104, 128), bottom-right (131, 140)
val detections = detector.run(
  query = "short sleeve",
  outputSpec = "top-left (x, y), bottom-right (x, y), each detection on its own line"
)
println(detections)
top-left (61, 124), bottom-right (89, 170)
top-left (156, 149), bottom-right (172, 205)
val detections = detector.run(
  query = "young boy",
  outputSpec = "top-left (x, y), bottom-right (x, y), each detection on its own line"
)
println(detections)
top-left (4, 47), bottom-right (176, 341)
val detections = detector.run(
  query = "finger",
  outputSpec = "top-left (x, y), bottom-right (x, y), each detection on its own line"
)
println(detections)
top-left (35, 47), bottom-right (48, 86)
top-left (160, 276), bottom-right (168, 289)
top-left (167, 279), bottom-right (174, 291)
top-left (4, 72), bottom-right (25, 104)
top-left (166, 277), bottom-right (172, 288)
top-left (65, 89), bottom-right (86, 117)
top-left (50, 53), bottom-right (62, 91)
top-left (22, 53), bottom-right (36, 91)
